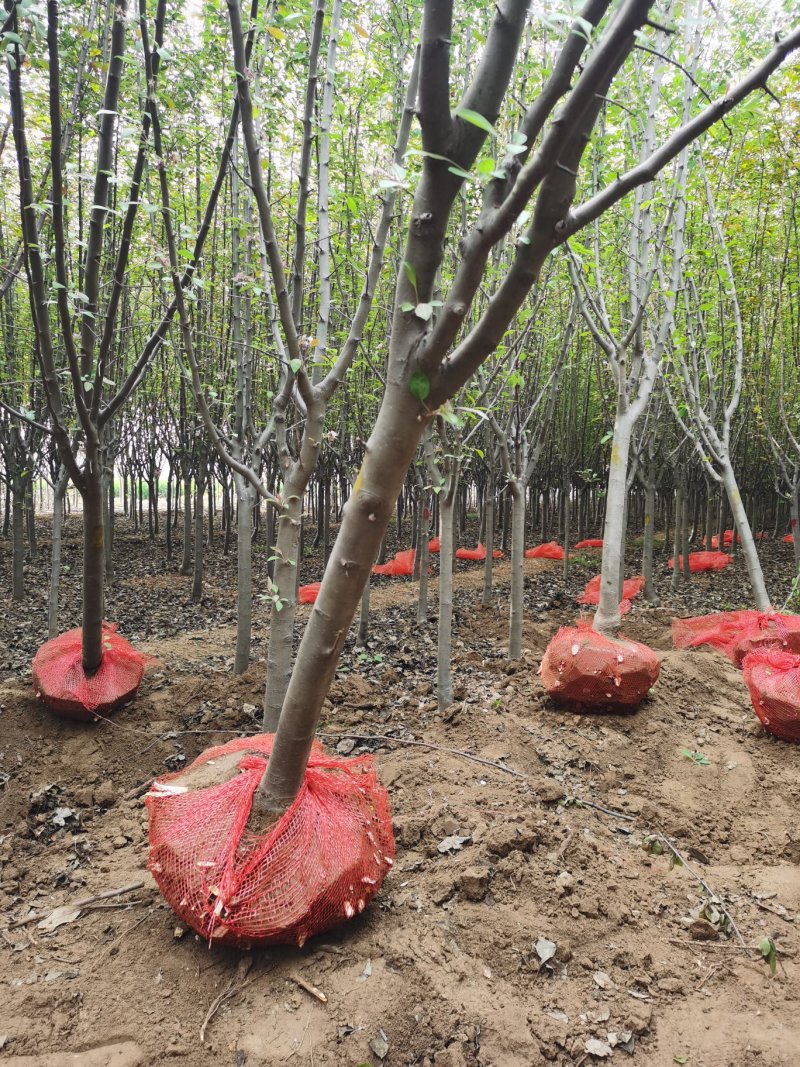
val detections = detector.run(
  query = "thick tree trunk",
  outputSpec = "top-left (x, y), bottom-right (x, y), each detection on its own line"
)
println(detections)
top-left (263, 481), bottom-right (303, 731)
top-left (791, 484), bottom-right (800, 570)
top-left (593, 412), bottom-right (632, 635)
top-left (82, 453), bottom-right (105, 674)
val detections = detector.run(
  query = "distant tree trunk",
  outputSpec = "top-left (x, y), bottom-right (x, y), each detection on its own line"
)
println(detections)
top-left (48, 466), bottom-right (70, 637)
top-left (11, 485), bottom-right (25, 601)
top-left (508, 481), bottom-right (525, 659)
top-left (481, 465), bottom-right (496, 608)
top-left (437, 478), bottom-right (457, 711)
top-left (180, 475), bottom-right (192, 575)
top-left (642, 467), bottom-right (659, 605)
top-left (234, 479), bottom-right (256, 675)
top-left (191, 476), bottom-right (204, 603)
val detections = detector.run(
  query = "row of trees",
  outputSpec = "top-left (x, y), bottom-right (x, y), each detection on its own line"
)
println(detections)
top-left (1, 0), bottom-right (799, 812)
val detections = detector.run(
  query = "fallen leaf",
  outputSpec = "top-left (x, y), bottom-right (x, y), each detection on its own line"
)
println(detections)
top-left (534, 937), bottom-right (557, 966)
top-left (585, 1036), bottom-right (613, 1057)
top-left (37, 905), bottom-right (82, 932)
top-left (437, 835), bottom-right (471, 854)
top-left (357, 959), bottom-right (372, 982)
top-left (369, 1029), bottom-right (390, 1060)
top-left (593, 970), bottom-right (615, 990)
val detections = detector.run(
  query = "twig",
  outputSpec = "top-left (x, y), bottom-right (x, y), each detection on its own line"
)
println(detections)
top-left (656, 833), bottom-right (747, 951)
top-left (571, 798), bottom-right (635, 821)
top-left (6, 880), bottom-right (145, 930)
top-left (289, 973), bottom-right (328, 1004)
top-left (200, 957), bottom-right (253, 1043)
top-left (318, 732), bottom-right (526, 778)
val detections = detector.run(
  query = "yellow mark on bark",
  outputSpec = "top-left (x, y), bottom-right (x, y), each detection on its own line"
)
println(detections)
top-left (644, 514), bottom-right (651, 526)
top-left (611, 445), bottom-right (621, 467)
top-left (92, 526), bottom-right (104, 550)
top-left (353, 463), bottom-right (365, 495)
top-left (731, 489), bottom-right (741, 505)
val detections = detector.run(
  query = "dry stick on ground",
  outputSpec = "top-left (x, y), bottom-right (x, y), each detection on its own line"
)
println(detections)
top-left (655, 832), bottom-right (747, 950)
top-left (6, 880), bottom-right (145, 931)
top-left (200, 957), bottom-right (258, 1043)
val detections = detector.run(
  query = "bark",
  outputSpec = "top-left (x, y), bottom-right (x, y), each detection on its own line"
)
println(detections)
top-left (191, 477), bottom-right (204, 603)
top-left (481, 464), bottom-right (496, 608)
top-left (48, 466), bottom-right (69, 638)
top-left (642, 469), bottom-right (659, 605)
top-left (180, 476), bottom-right (192, 575)
top-left (593, 411), bottom-right (633, 634)
top-left (11, 486), bottom-right (25, 602)
top-left (234, 479), bottom-right (256, 675)
top-left (81, 449), bottom-right (105, 674)
top-left (437, 478), bottom-right (457, 712)
top-left (508, 481), bottom-right (525, 659)
top-left (721, 462), bottom-right (771, 610)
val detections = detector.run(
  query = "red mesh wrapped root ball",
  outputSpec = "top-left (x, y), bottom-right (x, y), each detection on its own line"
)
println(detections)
top-left (668, 551), bottom-right (731, 573)
top-left (146, 734), bottom-right (395, 948)
top-left (672, 610), bottom-right (800, 665)
top-left (455, 543), bottom-right (502, 561)
top-left (742, 649), bottom-right (800, 742)
top-left (299, 582), bottom-right (321, 605)
top-left (574, 538), bottom-right (603, 549)
top-left (525, 542), bottom-right (564, 560)
top-left (31, 623), bottom-right (147, 722)
top-left (539, 625), bottom-right (660, 710)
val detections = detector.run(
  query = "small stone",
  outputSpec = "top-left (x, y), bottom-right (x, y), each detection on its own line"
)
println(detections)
top-left (657, 976), bottom-right (684, 994)
top-left (556, 870), bottom-right (575, 895)
top-left (94, 781), bottom-right (116, 807)
top-left (459, 866), bottom-right (490, 902)
top-left (112, 836), bottom-right (127, 849)
top-left (335, 739), bottom-right (356, 755)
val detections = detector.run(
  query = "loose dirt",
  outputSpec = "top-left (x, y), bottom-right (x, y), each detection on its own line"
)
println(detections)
top-left (1, 520), bottom-right (799, 1066)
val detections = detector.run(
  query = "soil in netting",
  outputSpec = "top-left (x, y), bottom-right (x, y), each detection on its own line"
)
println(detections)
top-left (742, 648), bottom-right (800, 742)
top-left (575, 538), bottom-right (603, 549)
top-left (146, 733), bottom-right (395, 948)
top-left (373, 548), bottom-right (416, 576)
top-left (668, 551), bottom-right (731, 572)
top-left (31, 623), bottom-right (149, 721)
top-left (672, 610), bottom-right (800, 665)
top-left (577, 573), bottom-right (644, 607)
top-left (455, 543), bottom-right (503, 561)
top-left (525, 541), bottom-right (564, 560)
top-left (539, 622), bottom-right (660, 710)
top-left (299, 582), bottom-right (321, 604)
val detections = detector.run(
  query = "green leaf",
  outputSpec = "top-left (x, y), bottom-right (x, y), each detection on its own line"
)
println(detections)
top-left (400, 301), bottom-right (414, 312)
top-left (673, 1057), bottom-right (688, 1066)
top-left (477, 158), bottom-right (495, 176)
top-left (414, 302), bottom-right (433, 321)
top-left (409, 370), bottom-right (430, 402)
top-left (447, 165), bottom-right (472, 180)
top-left (454, 107), bottom-right (495, 136)
top-left (2, 31), bottom-right (24, 45)
top-left (290, 358), bottom-right (302, 373)
top-left (403, 261), bottom-right (417, 288)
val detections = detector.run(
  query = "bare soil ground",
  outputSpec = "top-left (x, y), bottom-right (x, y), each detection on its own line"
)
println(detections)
top-left (1, 519), bottom-right (799, 1066)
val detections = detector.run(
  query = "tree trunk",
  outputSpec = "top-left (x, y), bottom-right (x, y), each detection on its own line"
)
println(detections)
top-left (81, 452), bottom-right (105, 674)
top-left (481, 466), bottom-right (496, 608)
top-left (48, 467), bottom-right (69, 638)
top-left (593, 411), bottom-right (632, 635)
top-left (508, 481), bottom-right (526, 659)
top-left (642, 471), bottom-right (659, 605)
top-left (234, 479), bottom-right (256, 675)
top-left (191, 477), bottom-right (204, 603)
top-left (721, 461), bottom-right (771, 610)
top-left (11, 486), bottom-right (25, 602)
top-left (180, 475), bottom-right (192, 575)
top-left (437, 486), bottom-right (456, 712)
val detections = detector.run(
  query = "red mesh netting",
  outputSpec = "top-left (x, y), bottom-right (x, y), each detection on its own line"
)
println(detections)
top-left (372, 548), bottom-right (415, 576)
top-left (667, 551), bottom-right (732, 572)
top-left (784, 534), bottom-right (795, 544)
top-left (742, 649), bottom-right (800, 742)
top-left (577, 574), bottom-right (644, 605)
top-left (525, 542), bottom-right (564, 560)
top-left (575, 538), bottom-right (603, 549)
top-left (672, 610), bottom-right (800, 665)
top-left (31, 624), bottom-right (149, 721)
top-left (455, 543), bottom-right (503, 561)
top-left (428, 537), bottom-right (441, 553)
top-left (146, 734), bottom-right (395, 948)
top-left (299, 582), bottom-right (321, 605)
top-left (539, 623), bottom-right (660, 709)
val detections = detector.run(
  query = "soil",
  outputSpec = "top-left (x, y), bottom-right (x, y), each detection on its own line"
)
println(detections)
top-left (1, 518), bottom-right (799, 1066)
